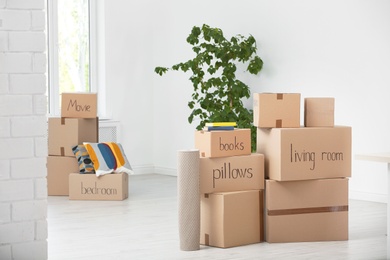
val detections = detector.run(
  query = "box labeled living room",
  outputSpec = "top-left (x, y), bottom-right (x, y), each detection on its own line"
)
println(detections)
top-left (257, 126), bottom-right (352, 181)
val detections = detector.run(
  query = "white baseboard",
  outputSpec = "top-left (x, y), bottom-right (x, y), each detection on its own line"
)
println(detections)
top-left (349, 190), bottom-right (387, 204)
top-left (154, 166), bottom-right (177, 176)
top-left (132, 164), bottom-right (155, 175)
top-left (132, 164), bottom-right (177, 176)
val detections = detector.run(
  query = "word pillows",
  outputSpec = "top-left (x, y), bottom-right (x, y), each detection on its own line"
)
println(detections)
top-left (84, 142), bottom-right (134, 177)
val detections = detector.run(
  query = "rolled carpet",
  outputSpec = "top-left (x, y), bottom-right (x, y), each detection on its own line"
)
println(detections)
top-left (177, 149), bottom-right (200, 251)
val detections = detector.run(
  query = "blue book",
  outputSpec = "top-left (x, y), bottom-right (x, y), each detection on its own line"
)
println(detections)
top-left (206, 126), bottom-right (235, 131)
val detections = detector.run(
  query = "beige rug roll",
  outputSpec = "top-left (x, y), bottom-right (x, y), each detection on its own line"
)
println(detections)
top-left (177, 149), bottom-right (200, 251)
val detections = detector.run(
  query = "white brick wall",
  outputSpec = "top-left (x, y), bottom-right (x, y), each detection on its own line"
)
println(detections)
top-left (0, 117), bottom-right (10, 137)
top-left (0, 31), bottom-right (8, 51)
top-left (10, 74), bottom-right (46, 94)
top-left (31, 11), bottom-right (45, 31)
top-left (0, 0), bottom-right (48, 259)
top-left (9, 32), bottom-right (45, 52)
top-left (0, 95), bottom-right (33, 116)
top-left (0, 10), bottom-right (31, 30)
top-left (0, 74), bottom-right (9, 93)
top-left (0, 160), bottom-right (10, 180)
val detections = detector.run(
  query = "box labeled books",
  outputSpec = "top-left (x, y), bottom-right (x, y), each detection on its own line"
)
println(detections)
top-left (195, 128), bottom-right (251, 158)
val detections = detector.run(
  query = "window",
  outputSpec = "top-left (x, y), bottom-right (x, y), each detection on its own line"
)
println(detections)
top-left (47, 0), bottom-right (106, 117)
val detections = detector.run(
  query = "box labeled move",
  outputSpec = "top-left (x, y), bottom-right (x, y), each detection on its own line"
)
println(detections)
top-left (253, 93), bottom-right (300, 128)
top-left (200, 153), bottom-right (264, 194)
top-left (257, 126), bottom-right (351, 181)
top-left (201, 190), bottom-right (263, 248)
top-left (48, 117), bottom-right (98, 157)
top-left (304, 97), bottom-right (335, 127)
top-left (47, 156), bottom-right (79, 196)
top-left (69, 172), bottom-right (128, 201)
top-left (195, 129), bottom-right (251, 158)
top-left (265, 178), bottom-right (349, 243)
top-left (61, 92), bottom-right (97, 118)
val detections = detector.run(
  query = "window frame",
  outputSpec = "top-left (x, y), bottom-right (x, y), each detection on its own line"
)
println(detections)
top-left (47, 0), bottom-right (107, 117)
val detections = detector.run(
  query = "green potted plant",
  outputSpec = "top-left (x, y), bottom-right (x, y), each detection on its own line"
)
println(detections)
top-left (155, 24), bottom-right (263, 151)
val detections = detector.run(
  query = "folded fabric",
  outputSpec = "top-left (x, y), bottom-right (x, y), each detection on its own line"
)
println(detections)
top-left (72, 144), bottom-right (95, 173)
top-left (83, 142), bottom-right (134, 176)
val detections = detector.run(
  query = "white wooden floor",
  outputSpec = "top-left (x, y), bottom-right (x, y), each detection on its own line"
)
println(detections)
top-left (48, 174), bottom-right (388, 260)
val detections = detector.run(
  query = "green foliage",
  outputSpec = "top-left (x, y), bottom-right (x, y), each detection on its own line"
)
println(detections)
top-left (155, 24), bottom-right (263, 151)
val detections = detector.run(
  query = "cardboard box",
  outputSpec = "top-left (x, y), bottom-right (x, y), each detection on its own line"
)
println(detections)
top-left (48, 117), bottom-right (98, 156)
top-left (195, 129), bottom-right (251, 158)
top-left (304, 97), bottom-right (335, 127)
top-left (47, 156), bottom-right (79, 196)
top-left (61, 92), bottom-right (97, 118)
top-left (265, 178), bottom-right (349, 243)
top-left (257, 126), bottom-right (351, 181)
top-left (200, 190), bottom-right (264, 248)
top-left (200, 153), bottom-right (264, 194)
top-left (69, 172), bottom-right (128, 200)
top-left (253, 93), bottom-right (301, 128)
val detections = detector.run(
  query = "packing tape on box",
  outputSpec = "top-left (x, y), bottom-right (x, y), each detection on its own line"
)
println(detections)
top-left (267, 205), bottom-right (348, 216)
top-left (177, 149), bottom-right (200, 251)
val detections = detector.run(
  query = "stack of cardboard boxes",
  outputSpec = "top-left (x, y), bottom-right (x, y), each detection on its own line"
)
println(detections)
top-left (195, 127), bottom-right (265, 248)
top-left (254, 93), bottom-right (351, 242)
top-left (47, 93), bottom-right (99, 196)
top-left (47, 93), bottom-right (129, 201)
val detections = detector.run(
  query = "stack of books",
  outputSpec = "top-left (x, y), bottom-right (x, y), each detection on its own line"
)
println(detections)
top-left (205, 122), bottom-right (236, 131)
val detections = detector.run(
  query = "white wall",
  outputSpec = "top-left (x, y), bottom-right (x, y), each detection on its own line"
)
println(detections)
top-left (104, 0), bottom-right (155, 173)
top-left (0, 1), bottom-right (48, 259)
top-left (105, 0), bottom-right (390, 202)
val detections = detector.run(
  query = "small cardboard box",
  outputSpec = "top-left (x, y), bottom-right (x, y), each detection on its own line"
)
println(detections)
top-left (265, 178), bottom-right (349, 243)
top-left (253, 93), bottom-right (301, 128)
top-left (200, 153), bottom-right (264, 194)
top-left (69, 172), bottom-right (128, 201)
top-left (47, 156), bottom-right (79, 196)
top-left (200, 190), bottom-right (264, 248)
top-left (257, 126), bottom-right (351, 181)
top-left (48, 117), bottom-right (98, 156)
top-left (61, 92), bottom-right (97, 118)
top-left (304, 97), bottom-right (335, 127)
top-left (195, 129), bottom-right (251, 158)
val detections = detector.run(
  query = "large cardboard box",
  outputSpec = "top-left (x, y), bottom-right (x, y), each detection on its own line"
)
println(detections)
top-left (48, 117), bottom-right (98, 156)
top-left (265, 178), bottom-right (349, 243)
top-left (61, 92), bottom-right (97, 118)
top-left (200, 153), bottom-right (264, 194)
top-left (304, 97), bottom-right (335, 127)
top-left (200, 190), bottom-right (264, 248)
top-left (69, 172), bottom-right (128, 201)
top-left (47, 156), bottom-right (79, 196)
top-left (257, 126), bottom-right (351, 181)
top-left (253, 93), bottom-right (301, 128)
top-left (195, 129), bottom-right (251, 158)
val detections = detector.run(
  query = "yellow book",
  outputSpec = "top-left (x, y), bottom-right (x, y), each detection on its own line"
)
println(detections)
top-left (205, 122), bottom-right (237, 127)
